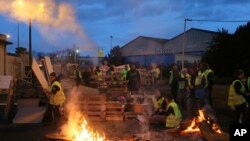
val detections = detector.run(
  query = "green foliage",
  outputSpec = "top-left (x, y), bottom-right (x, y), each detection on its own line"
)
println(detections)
top-left (202, 22), bottom-right (250, 76)
top-left (15, 47), bottom-right (27, 55)
top-left (107, 46), bottom-right (125, 66)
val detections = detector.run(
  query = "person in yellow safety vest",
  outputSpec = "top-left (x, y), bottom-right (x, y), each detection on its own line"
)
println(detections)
top-left (245, 76), bottom-right (250, 122)
top-left (169, 64), bottom-right (180, 101)
top-left (121, 65), bottom-right (130, 81)
top-left (194, 63), bottom-right (210, 109)
top-left (159, 94), bottom-right (182, 128)
top-left (177, 68), bottom-right (191, 120)
top-left (74, 65), bottom-right (82, 86)
top-left (43, 72), bottom-right (66, 125)
top-left (151, 89), bottom-right (166, 115)
top-left (228, 69), bottom-right (249, 124)
top-left (200, 62), bottom-right (215, 106)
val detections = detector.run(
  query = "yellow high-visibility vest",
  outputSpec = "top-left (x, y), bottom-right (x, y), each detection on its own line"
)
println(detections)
top-left (152, 96), bottom-right (165, 109)
top-left (49, 81), bottom-right (66, 105)
top-left (228, 80), bottom-right (246, 106)
top-left (165, 101), bottom-right (182, 128)
top-left (203, 69), bottom-right (213, 88)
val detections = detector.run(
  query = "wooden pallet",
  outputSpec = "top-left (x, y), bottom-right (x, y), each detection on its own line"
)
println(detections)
top-left (105, 102), bottom-right (124, 121)
top-left (79, 94), bottom-right (106, 121)
top-left (124, 112), bottom-right (137, 120)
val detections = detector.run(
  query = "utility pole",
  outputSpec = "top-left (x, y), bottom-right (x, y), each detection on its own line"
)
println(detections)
top-left (182, 18), bottom-right (191, 69)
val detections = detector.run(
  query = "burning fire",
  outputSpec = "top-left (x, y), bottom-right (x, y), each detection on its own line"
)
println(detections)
top-left (74, 118), bottom-right (106, 141)
top-left (61, 115), bottom-right (106, 141)
top-left (60, 89), bottom-right (107, 141)
top-left (182, 110), bottom-right (222, 134)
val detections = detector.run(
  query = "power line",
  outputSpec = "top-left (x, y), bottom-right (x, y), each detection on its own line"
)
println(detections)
top-left (186, 18), bottom-right (249, 23)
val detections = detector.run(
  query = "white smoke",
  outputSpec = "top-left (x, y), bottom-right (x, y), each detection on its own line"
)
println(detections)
top-left (0, 0), bottom-right (97, 52)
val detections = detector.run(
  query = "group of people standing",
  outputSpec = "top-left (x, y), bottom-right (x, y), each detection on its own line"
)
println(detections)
top-left (168, 62), bottom-right (215, 120)
top-left (150, 62), bottom-right (215, 129)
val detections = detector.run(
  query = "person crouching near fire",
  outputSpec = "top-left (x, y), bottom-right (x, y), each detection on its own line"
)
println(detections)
top-left (164, 94), bottom-right (182, 128)
top-left (149, 91), bottom-right (182, 129)
top-left (151, 89), bottom-right (166, 115)
top-left (43, 72), bottom-right (66, 125)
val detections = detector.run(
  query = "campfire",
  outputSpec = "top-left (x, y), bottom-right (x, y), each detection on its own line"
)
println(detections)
top-left (46, 114), bottom-right (107, 141)
top-left (70, 117), bottom-right (106, 141)
top-left (180, 109), bottom-right (230, 141)
top-left (182, 109), bottom-right (222, 134)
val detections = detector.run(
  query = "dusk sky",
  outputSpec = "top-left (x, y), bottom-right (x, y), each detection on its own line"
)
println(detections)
top-left (0, 0), bottom-right (250, 57)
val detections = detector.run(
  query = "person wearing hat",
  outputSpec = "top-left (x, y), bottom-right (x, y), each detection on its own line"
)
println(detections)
top-left (43, 72), bottom-right (66, 125)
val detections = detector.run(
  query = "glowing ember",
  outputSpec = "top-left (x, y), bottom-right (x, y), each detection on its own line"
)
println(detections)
top-left (182, 110), bottom-right (222, 134)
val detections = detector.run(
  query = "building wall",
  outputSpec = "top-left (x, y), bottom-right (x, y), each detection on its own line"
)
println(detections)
top-left (175, 54), bottom-right (201, 67)
top-left (164, 29), bottom-right (215, 54)
top-left (121, 37), bottom-right (165, 56)
top-left (6, 55), bottom-right (21, 78)
top-left (125, 54), bottom-right (175, 66)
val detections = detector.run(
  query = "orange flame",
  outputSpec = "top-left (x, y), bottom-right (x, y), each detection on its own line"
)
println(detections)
top-left (62, 115), bottom-right (106, 141)
top-left (74, 119), bottom-right (106, 141)
top-left (182, 110), bottom-right (222, 134)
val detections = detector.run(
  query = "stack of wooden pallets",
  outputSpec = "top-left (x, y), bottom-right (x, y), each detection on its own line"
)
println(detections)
top-left (79, 94), bottom-right (106, 121)
top-left (105, 102), bottom-right (124, 121)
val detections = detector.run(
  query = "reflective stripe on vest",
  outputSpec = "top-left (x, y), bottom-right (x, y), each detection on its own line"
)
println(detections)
top-left (247, 77), bottom-right (250, 91)
top-left (49, 81), bottom-right (66, 105)
top-left (203, 69), bottom-right (213, 88)
top-left (165, 101), bottom-right (182, 128)
top-left (228, 80), bottom-right (246, 106)
top-left (152, 96), bottom-right (165, 109)
top-left (195, 71), bottom-right (203, 86)
top-left (169, 70), bottom-right (173, 84)
top-left (157, 97), bottom-right (165, 109)
top-left (178, 74), bottom-right (185, 90)
top-left (74, 69), bottom-right (82, 79)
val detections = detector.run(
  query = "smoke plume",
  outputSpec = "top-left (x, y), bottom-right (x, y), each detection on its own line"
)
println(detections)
top-left (0, 0), bottom-right (96, 52)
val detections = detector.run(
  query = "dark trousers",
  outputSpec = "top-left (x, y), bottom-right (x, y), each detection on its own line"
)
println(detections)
top-left (170, 83), bottom-right (178, 101)
top-left (232, 103), bottom-right (247, 124)
top-left (75, 78), bottom-right (81, 86)
top-left (43, 104), bottom-right (61, 123)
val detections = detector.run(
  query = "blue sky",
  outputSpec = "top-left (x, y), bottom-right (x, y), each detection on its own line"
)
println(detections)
top-left (0, 0), bottom-right (250, 56)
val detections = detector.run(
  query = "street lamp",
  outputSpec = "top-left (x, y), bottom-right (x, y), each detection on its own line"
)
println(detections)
top-left (110, 35), bottom-right (113, 50)
top-left (75, 49), bottom-right (79, 64)
top-left (18, 1), bottom-right (44, 66)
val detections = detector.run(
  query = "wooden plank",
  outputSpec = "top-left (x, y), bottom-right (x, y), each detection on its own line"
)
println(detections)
top-left (86, 111), bottom-right (105, 116)
top-left (106, 111), bottom-right (123, 115)
top-left (44, 56), bottom-right (53, 75)
top-left (198, 121), bottom-right (229, 141)
top-left (45, 133), bottom-right (71, 141)
top-left (105, 115), bottom-right (124, 121)
top-left (86, 116), bottom-right (105, 121)
top-left (32, 58), bottom-right (49, 90)
top-left (124, 112), bottom-right (137, 120)
top-left (86, 105), bottom-right (105, 111)
top-left (0, 89), bottom-right (9, 94)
